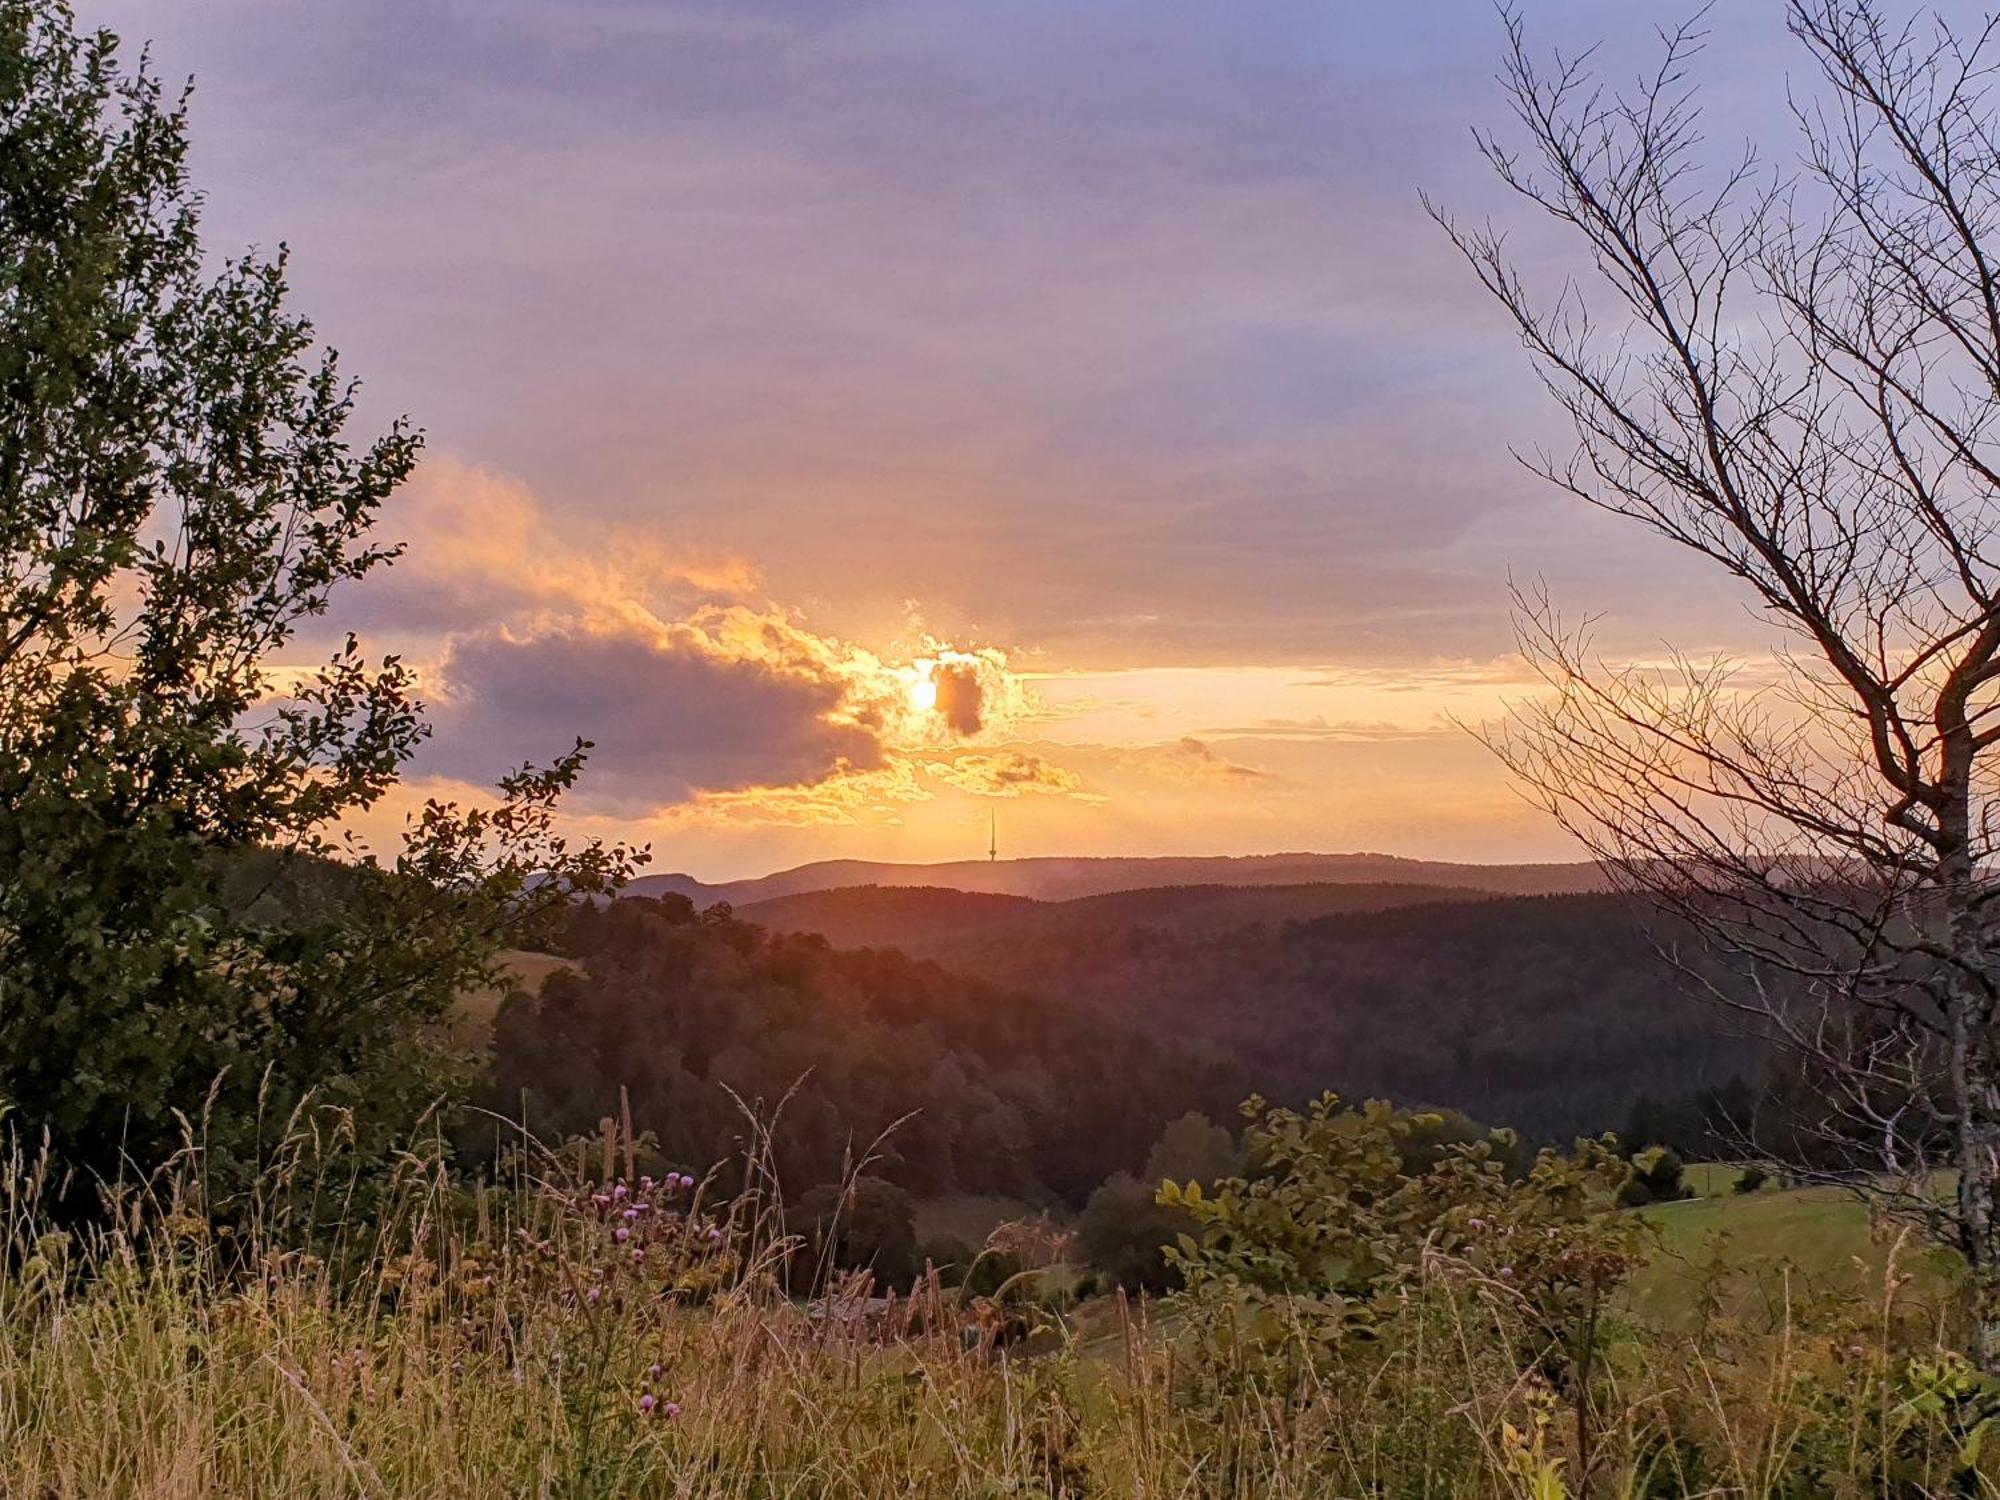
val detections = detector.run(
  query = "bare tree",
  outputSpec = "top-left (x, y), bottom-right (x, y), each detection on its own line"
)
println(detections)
top-left (1431, 0), bottom-right (2000, 1362)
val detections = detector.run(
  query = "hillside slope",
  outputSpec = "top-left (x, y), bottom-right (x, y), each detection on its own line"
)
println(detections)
top-left (630, 852), bottom-right (1608, 906)
top-left (734, 880), bottom-right (1504, 959)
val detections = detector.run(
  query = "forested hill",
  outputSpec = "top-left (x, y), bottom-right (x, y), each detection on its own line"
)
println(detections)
top-left (489, 894), bottom-right (1240, 1205)
top-left (492, 888), bottom-right (1763, 1207)
top-left (735, 885), bottom-right (1764, 1145)
top-left (627, 852), bottom-right (1609, 906)
top-left (932, 892), bottom-right (1764, 1145)
top-left (733, 881), bottom-right (1505, 957)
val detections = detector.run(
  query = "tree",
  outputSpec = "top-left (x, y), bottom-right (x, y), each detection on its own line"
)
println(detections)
top-left (0, 3), bottom-right (636, 1216)
top-left (1433, 2), bottom-right (2000, 1362)
top-left (793, 1177), bottom-right (920, 1293)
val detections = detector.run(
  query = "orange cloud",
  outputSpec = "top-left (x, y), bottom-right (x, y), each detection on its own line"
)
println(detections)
top-left (370, 459), bottom-right (1055, 816)
top-left (921, 750), bottom-right (1094, 800)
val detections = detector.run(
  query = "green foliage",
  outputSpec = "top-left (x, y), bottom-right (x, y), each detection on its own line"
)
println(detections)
top-left (1733, 1164), bottom-right (1770, 1195)
top-left (1141, 1110), bottom-right (1239, 1184)
top-left (1161, 1094), bottom-right (1642, 1367)
top-left (1078, 1112), bottom-right (1241, 1293)
top-left (793, 1176), bottom-right (919, 1292)
top-left (0, 3), bottom-right (636, 1219)
top-left (917, 1233), bottom-right (976, 1284)
top-left (1617, 1146), bottom-right (1691, 1208)
top-left (492, 895), bottom-right (1220, 1205)
top-left (1078, 1172), bottom-right (1188, 1292)
top-left (963, 1248), bottom-right (1024, 1299)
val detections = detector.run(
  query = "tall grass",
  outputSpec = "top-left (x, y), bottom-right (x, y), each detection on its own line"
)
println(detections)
top-left (0, 1109), bottom-right (1992, 1497)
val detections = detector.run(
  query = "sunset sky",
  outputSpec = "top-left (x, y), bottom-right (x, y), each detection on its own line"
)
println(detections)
top-left (105, 1), bottom-right (1810, 878)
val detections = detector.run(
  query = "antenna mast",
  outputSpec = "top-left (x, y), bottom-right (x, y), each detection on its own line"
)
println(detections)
top-left (988, 808), bottom-right (997, 862)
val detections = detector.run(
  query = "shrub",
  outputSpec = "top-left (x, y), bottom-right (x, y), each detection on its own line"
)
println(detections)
top-left (1162, 1094), bottom-right (1643, 1386)
top-left (1616, 1145), bottom-right (1691, 1208)
top-left (1734, 1165), bottom-right (1770, 1195)
top-left (792, 1177), bottom-right (919, 1293)
top-left (918, 1234), bottom-right (977, 1285)
top-left (1077, 1172), bottom-right (1189, 1293)
top-left (963, 1248), bottom-right (1024, 1299)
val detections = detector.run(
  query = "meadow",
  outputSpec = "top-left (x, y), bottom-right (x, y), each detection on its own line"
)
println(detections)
top-left (0, 1125), bottom-right (1990, 1500)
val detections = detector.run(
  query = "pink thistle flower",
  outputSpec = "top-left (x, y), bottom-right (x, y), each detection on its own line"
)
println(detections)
top-left (706, 1227), bottom-right (722, 1243)
top-left (639, 1393), bottom-right (656, 1415)
top-left (615, 1226), bottom-right (631, 1244)
top-left (612, 1183), bottom-right (628, 1200)
top-left (663, 1401), bottom-right (681, 1420)
top-left (586, 1287), bottom-right (602, 1305)
top-left (647, 1363), bottom-right (663, 1380)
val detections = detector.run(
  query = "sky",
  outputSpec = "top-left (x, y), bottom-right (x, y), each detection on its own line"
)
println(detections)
top-left (95, 0), bottom-right (1829, 878)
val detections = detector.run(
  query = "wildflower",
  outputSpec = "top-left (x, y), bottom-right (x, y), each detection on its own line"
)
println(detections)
top-left (613, 1183), bottom-right (628, 1200)
top-left (639, 1393), bottom-right (656, 1416)
top-left (1467, 1217), bottom-right (1485, 1231)
top-left (648, 1363), bottom-right (663, 1380)
top-left (622, 1207), bottom-right (639, 1221)
top-left (615, 1226), bottom-right (631, 1243)
top-left (706, 1227), bottom-right (722, 1243)
top-left (631, 1249), bottom-right (644, 1265)
top-left (663, 1401), bottom-right (681, 1420)
top-left (1498, 1265), bottom-right (1515, 1281)
top-left (586, 1287), bottom-right (602, 1305)
top-left (640, 1175), bottom-right (655, 1190)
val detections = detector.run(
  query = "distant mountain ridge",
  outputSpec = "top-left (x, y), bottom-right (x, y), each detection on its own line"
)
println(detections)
top-left (627, 852), bottom-right (1607, 908)
top-left (731, 881), bottom-right (1512, 959)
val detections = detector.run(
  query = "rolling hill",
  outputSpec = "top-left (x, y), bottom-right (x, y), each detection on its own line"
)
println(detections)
top-left (628, 852), bottom-right (1608, 907)
top-left (733, 880), bottom-right (1507, 960)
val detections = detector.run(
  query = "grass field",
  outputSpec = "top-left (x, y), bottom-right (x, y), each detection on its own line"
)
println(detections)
top-left (1624, 1164), bottom-right (1961, 1331)
top-left (453, 948), bottom-right (576, 1036)
top-left (911, 1193), bottom-right (1043, 1247)
top-left (0, 1144), bottom-right (1985, 1495)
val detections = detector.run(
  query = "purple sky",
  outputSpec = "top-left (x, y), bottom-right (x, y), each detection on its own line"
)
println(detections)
top-left (92, 1), bottom-right (1883, 874)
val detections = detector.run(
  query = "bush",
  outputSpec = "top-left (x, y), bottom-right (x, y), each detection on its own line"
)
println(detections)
top-left (1163, 1094), bottom-right (1642, 1387)
top-left (1734, 1164), bottom-right (1770, 1195)
top-left (1077, 1172), bottom-right (1189, 1293)
top-left (1617, 1145), bottom-right (1691, 1207)
top-left (918, 1234), bottom-right (976, 1285)
top-left (963, 1248), bottom-right (1024, 1299)
top-left (792, 1178), bottom-right (919, 1293)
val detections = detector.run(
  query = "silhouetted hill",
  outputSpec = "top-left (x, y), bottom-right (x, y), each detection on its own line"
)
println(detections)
top-left (735, 881), bottom-right (1504, 959)
top-left (628, 852), bottom-right (1608, 907)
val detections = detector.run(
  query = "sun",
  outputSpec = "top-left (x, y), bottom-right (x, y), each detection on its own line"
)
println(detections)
top-left (907, 661), bottom-right (938, 714)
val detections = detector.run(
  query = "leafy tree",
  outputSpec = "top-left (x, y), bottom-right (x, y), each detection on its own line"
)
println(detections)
top-left (0, 3), bottom-right (635, 1217)
top-left (1079, 1112), bottom-right (1243, 1293)
top-left (1078, 1173), bottom-right (1186, 1293)
top-left (493, 895), bottom-right (1217, 1205)
top-left (1141, 1110), bottom-right (1238, 1186)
